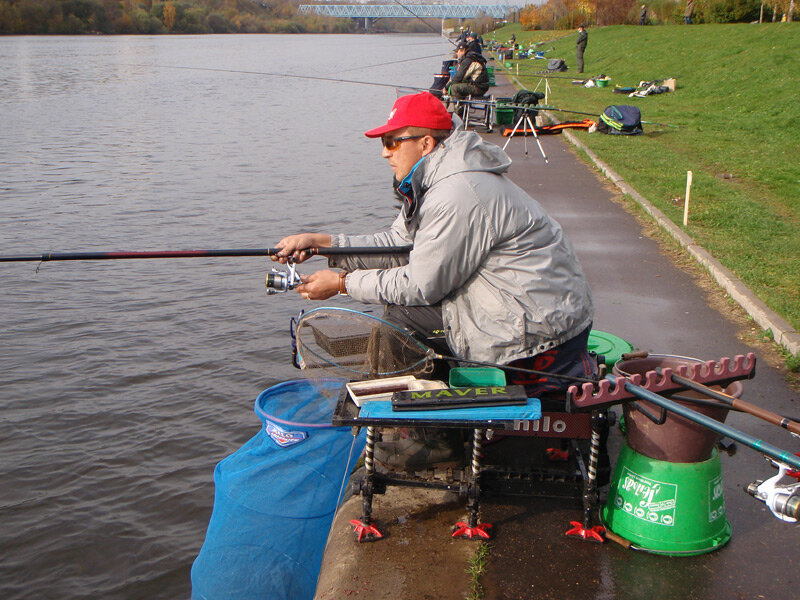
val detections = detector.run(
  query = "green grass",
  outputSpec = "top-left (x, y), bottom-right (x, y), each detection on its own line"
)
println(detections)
top-left (491, 23), bottom-right (800, 335)
top-left (466, 541), bottom-right (490, 600)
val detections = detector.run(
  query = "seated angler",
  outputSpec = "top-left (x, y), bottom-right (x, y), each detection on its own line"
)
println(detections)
top-left (447, 41), bottom-right (490, 103)
top-left (272, 92), bottom-right (595, 467)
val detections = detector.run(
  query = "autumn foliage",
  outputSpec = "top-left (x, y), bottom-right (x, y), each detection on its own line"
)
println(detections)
top-left (520, 0), bottom-right (792, 29)
top-left (0, 0), bottom-right (355, 34)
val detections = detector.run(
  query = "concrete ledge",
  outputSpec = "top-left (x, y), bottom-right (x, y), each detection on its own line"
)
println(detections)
top-left (314, 487), bottom-right (473, 599)
top-left (545, 112), bottom-right (800, 358)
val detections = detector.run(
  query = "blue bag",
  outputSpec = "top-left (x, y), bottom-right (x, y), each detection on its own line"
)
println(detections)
top-left (598, 105), bottom-right (643, 135)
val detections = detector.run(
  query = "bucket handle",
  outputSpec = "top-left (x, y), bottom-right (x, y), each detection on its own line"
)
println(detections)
top-left (631, 400), bottom-right (667, 425)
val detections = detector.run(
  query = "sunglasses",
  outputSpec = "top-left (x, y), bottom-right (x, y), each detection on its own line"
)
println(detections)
top-left (381, 135), bottom-right (425, 150)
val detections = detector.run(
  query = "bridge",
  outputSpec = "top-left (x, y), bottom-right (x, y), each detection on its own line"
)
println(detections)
top-left (298, 4), bottom-right (514, 30)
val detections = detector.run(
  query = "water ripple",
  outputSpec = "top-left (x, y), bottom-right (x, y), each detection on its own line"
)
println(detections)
top-left (0, 32), bottom-right (448, 600)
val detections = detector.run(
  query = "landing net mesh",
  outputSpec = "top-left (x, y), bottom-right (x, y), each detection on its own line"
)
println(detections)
top-left (294, 307), bottom-right (435, 380)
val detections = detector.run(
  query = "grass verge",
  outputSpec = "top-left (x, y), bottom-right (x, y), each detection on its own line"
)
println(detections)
top-left (487, 23), bottom-right (800, 342)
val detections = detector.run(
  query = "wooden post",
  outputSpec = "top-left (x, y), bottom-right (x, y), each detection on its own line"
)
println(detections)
top-left (683, 170), bottom-right (693, 227)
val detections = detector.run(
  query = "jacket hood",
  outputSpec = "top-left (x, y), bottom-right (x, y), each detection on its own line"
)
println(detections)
top-left (395, 121), bottom-right (511, 217)
top-left (414, 125), bottom-right (510, 191)
top-left (463, 50), bottom-right (486, 65)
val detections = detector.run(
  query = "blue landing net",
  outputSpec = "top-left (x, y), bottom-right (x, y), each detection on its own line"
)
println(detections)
top-left (191, 379), bottom-right (365, 600)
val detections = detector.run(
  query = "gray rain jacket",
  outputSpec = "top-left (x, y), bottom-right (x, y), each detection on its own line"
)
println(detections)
top-left (329, 127), bottom-right (593, 364)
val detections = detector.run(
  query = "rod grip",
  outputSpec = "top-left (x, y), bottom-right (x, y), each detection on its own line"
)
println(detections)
top-left (603, 529), bottom-right (632, 549)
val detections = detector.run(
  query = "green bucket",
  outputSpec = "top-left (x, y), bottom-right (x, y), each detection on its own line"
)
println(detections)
top-left (587, 330), bottom-right (634, 366)
top-left (602, 443), bottom-right (731, 555)
top-left (495, 107), bottom-right (514, 125)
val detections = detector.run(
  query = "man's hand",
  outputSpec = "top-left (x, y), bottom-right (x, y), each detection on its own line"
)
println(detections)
top-left (295, 270), bottom-right (341, 301)
top-left (272, 233), bottom-right (332, 264)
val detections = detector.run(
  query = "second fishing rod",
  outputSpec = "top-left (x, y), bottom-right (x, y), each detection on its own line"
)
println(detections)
top-left (454, 95), bottom-right (680, 129)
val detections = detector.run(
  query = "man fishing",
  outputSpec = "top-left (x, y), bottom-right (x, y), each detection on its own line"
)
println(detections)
top-left (446, 41), bottom-right (490, 101)
top-left (272, 91), bottom-right (594, 466)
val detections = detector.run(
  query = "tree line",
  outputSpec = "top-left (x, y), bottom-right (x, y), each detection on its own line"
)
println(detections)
top-left (521, 0), bottom-right (795, 30)
top-left (0, 0), bottom-right (358, 34)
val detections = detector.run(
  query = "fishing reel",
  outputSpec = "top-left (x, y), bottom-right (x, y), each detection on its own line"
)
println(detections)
top-left (265, 260), bottom-right (301, 295)
top-left (746, 459), bottom-right (800, 523)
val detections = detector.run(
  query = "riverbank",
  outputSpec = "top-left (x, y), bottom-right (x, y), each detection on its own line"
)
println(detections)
top-left (491, 23), bottom-right (800, 362)
top-left (313, 73), bottom-right (800, 599)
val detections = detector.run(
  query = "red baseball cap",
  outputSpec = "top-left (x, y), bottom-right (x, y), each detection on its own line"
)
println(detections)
top-left (364, 92), bottom-right (453, 138)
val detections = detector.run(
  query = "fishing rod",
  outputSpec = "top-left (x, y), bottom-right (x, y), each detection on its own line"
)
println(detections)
top-left (537, 31), bottom-right (577, 45)
top-left (540, 106), bottom-right (680, 129)
top-left (668, 372), bottom-right (800, 436)
top-left (0, 246), bottom-right (412, 263)
top-left (454, 95), bottom-right (680, 129)
top-left (606, 373), bottom-right (800, 470)
top-left (534, 74), bottom-right (592, 81)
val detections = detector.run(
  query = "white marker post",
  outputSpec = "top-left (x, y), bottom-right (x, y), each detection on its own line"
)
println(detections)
top-left (683, 170), bottom-right (693, 227)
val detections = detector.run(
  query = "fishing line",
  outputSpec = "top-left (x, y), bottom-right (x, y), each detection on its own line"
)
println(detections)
top-left (335, 52), bottom-right (452, 74)
top-left (333, 432), bottom-right (359, 518)
top-left (149, 64), bottom-right (433, 93)
top-left (387, 0), bottom-right (457, 46)
top-left (404, 40), bottom-right (456, 47)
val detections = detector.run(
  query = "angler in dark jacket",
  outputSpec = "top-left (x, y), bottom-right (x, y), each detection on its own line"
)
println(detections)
top-left (575, 25), bottom-right (588, 73)
top-left (448, 42), bottom-right (490, 100)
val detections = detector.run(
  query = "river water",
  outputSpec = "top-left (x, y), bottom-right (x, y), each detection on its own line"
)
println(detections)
top-left (0, 33), bottom-right (451, 599)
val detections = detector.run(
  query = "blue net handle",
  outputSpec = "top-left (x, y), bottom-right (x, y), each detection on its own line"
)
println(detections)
top-left (254, 379), bottom-right (347, 429)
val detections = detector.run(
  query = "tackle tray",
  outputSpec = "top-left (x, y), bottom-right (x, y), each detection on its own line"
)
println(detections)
top-left (391, 385), bottom-right (527, 411)
top-left (331, 383), bottom-right (541, 429)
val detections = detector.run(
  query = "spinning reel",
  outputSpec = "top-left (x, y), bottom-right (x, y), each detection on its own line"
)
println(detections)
top-left (746, 459), bottom-right (800, 523)
top-left (265, 260), bottom-right (301, 295)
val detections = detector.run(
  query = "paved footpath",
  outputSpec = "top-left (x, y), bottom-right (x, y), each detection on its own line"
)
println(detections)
top-left (315, 78), bottom-right (800, 600)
